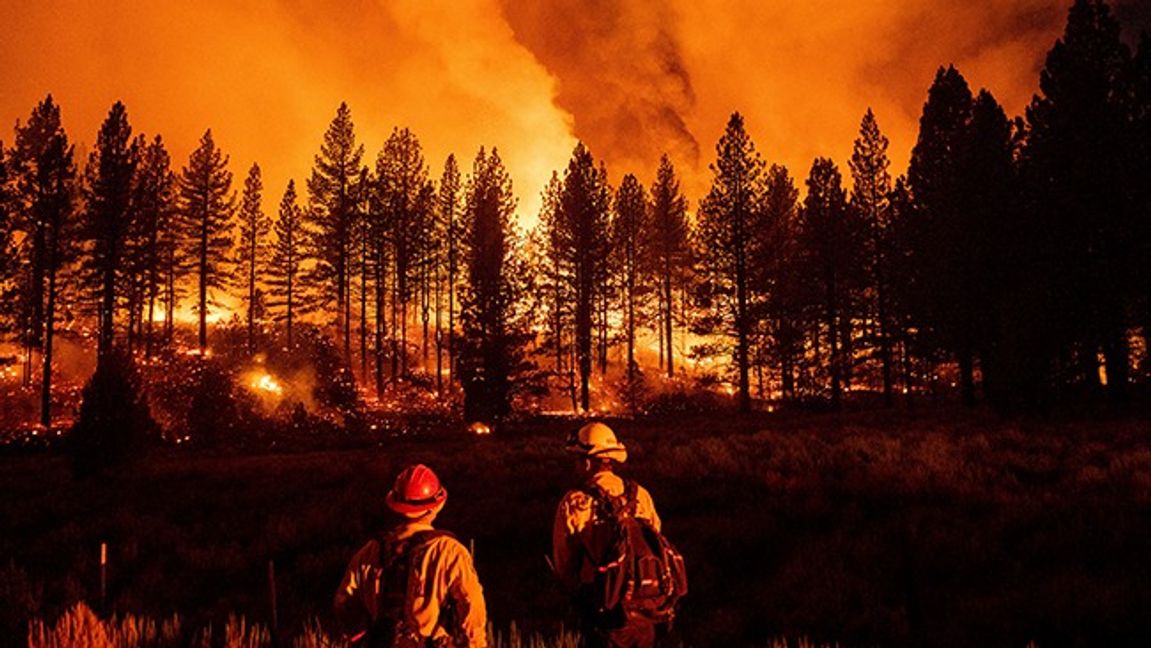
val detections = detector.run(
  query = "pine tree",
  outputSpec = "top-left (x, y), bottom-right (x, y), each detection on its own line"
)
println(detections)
top-left (646, 154), bottom-right (691, 378)
top-left (178, 129), bottom-right (235, 354)
top-left (1024, 0), bottom-right (1136, 402)
top-left (235, 162), bottom-right (269, 354)
top-left (556, 143), bottom-right (613, 412)
top-left (83, 102), bottom-right (137, 358)
top-left (457, 148), bottom-right (534, 423)
top-left (307, 102), bottom-right (364, 361)
top-left (849, 109), bottom-right (895, 405)
top-left (963, 91), bottom-right (1022, 406)
top-left (907, 66), bottom-right (976, 404)
top-left (375, 127), bottom-right (430, 380)
top-left (612, 174), bottom-right (650, 396)
top-left (127, 135), bottom-right (177, 356)
top-left (536, 172), bottom-right (577, 406)
top-left (12, 96), bottom-right (77, 427)
top-left (268, 180), bottom-right (304, 349)
top-left (697, 113), bottom-right (764, 412)
top-left (759, 164), bottom-right (801, 401)
top-left (797, 157), bottom-right (863, 410)
top-left (439, 154), bottom-right (462, 384)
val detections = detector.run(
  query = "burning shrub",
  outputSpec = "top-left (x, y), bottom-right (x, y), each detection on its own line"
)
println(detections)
top-left (187, 359), bottom-right (260, 448)
top-left (68, 349), bottom-right (159, 476)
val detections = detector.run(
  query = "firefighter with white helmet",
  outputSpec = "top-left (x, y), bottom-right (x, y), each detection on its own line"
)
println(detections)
top-left (335, 464), bottom-right (487, 647)
top-left (553, 422), bottom-right (663, 647)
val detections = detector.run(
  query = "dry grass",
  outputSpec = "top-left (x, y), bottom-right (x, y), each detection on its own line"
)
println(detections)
top-left (4, 409), bottom-right (1151, 647)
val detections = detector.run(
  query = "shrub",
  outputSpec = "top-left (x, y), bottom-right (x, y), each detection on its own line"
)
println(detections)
top-left (68, 349), bottom-right (158, 477)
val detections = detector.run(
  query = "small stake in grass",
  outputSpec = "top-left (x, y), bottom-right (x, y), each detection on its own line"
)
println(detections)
top-left (99, 542), bottom-right (107, 612)
top-left (268, 559), bottom-right (279, 636)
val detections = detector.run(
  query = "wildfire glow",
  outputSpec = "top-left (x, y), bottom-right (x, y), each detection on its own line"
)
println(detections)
top-left (0, 0), bottom-right (1081, 225)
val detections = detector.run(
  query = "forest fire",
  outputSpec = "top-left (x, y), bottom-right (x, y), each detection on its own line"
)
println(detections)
top-left (249, 372), bottom-right (283, 396)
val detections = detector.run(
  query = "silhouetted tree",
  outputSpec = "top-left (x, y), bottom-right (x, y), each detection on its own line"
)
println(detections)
top-left (307, 102), bottom-right (364, 361)
top-left (268, 180), bottom-right (305, 349)
top-left (536, 173), bottom-right (577, 406)
top-left (960, 91), bottom-right (1020, 406)
top-left (69, 349), bottom-right (157, 477)
top-left (798, 157), bottom-right (863, 409)
top-left (82, 102), bottom-right (137, 358)
top-left (697, 113), bottom-right (764, 412)
top-left (235, 162), bottom-right (269, 354)
top-left (1024, 0), bottom-right (1137, 402)
top-left (439, 154), bottom-right (462, 384)
top-left (457, 148), bottom-right (534, 423)
top-left (908, 66), bottom-right (977, 404)
top-left (13, 97), bottom-right (77, 427)
top-left (646, 154), bottom-right (692, 378)
top-left (612, 174), bottom-right (650, 390)
top-left (375, 127), bottom-right (430, 380)
top-left (1133, 34), bottom-right (1151, 370)
top-left (849, 108), bottom-right (896, 405)
top-left (555, 143), bottom-right (613, 412)
top-left (178, 129), bottom-right (235, 354)
top-left (127, 136), bottom-right (177, 356)
top-left (758, 164), bottom-right (802, 401)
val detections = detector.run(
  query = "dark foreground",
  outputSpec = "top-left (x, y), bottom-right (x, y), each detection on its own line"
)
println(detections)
top-left (2, 409), bottom-right (1150, 647)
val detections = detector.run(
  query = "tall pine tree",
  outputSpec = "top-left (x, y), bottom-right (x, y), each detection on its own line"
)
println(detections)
top-left (178, 130), bottom-right (235, 354)
top-left (268, 180), bottom-right (304, 349)
top-left (235, 162), bottom-right (269, 354)
top-left (458, 148), bottom-right (534, 423)
top-left (697, 113), bottom-right (764, 412)
top-left (83, 102), bottom-right (137, 358)
top-left (646, 154), bottom-right (691, 378)
top-left (13, 97), bottom-right (76, 427)
top-left (307, 102), bottom-right (364, 360)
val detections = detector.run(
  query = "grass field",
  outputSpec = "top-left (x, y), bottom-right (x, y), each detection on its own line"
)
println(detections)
top-left (3, 408), bottom-right (1151, 647)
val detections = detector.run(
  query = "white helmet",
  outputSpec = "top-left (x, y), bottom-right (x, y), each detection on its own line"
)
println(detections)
top-left (566, 422), bottom-right (628, 463)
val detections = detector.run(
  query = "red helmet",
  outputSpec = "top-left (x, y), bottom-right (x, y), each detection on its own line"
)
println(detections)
top-left (386, 464), bottom-right (448, 516)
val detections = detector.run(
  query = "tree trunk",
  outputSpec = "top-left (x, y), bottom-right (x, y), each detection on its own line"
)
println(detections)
top-left (40, 244), bottom-right (58, 429)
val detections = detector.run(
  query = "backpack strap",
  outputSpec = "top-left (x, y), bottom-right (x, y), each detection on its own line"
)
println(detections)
top-left (622, 479), bottom-right (639, 517)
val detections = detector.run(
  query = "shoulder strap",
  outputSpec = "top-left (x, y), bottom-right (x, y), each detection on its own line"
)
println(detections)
top-left (623, 479), bottom-right (639, 517)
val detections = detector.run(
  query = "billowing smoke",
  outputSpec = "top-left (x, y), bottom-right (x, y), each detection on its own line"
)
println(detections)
top-left (0, 0), bottom-right (1117, 217)
top-left (500, 0), bottom-right (701, 175)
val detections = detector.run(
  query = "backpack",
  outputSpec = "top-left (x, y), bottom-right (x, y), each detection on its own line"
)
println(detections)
top-left (361, 530), bottom-right (454, 648)
top-left (581, 479), bottom-right (688, 625)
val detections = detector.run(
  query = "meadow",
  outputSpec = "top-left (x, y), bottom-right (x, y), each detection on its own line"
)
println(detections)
top-left (3, 408), bottom-right (1151, 647)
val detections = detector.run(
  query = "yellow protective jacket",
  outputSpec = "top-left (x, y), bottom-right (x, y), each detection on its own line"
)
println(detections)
top-left (551, 471), bottom-right (661, 592)
top-left (334, 521), bottom-right (488, 647)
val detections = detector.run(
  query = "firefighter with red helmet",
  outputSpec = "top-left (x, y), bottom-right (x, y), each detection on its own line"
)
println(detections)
top-left (553, 422), bottom-right (663, 648)
top-left (335, 464), bottom-right (487, 647)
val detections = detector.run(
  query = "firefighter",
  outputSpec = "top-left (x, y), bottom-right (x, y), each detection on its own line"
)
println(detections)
top-left (552, 422), bottom-right (662, 648)
top-left (335, 464), bottom-right (487, 647)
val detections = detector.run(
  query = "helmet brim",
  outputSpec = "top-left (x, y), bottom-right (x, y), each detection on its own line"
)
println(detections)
top-left (386, 488), bottom-right (448, 516)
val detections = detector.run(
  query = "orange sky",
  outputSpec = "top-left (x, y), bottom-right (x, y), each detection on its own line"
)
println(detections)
top-left (0, 0), bottom-right (1120, 223)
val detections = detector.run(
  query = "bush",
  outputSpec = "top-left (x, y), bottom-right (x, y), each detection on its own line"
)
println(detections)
top-left (68, 349), bottom-right (158, 477)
